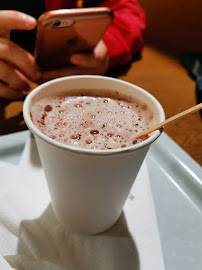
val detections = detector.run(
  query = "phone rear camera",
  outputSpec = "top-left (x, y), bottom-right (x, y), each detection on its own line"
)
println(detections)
top-left (53, 21), bottom-right (61, 27)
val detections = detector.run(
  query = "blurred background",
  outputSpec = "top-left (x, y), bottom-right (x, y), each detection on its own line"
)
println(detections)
top-left (120, 0), bottom-right (202, 165)
top-left (139, 0), bottom-right (202, 55)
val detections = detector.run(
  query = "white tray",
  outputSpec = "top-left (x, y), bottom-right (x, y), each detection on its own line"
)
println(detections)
top-left (0, 131), bottom-right (201, 270)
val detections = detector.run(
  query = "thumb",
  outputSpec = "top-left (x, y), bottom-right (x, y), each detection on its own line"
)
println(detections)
top-left (70, 53), bottom-right (98, 68)
top-left (0, 10), bottom-right (36, 38)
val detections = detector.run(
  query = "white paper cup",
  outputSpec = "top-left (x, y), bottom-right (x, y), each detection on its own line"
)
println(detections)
top-left (23, 75), bottom-right (165, 234)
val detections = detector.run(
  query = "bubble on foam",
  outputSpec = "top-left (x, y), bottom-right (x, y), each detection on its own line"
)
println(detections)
top-left (70, 134), bottom-right (80, 140)
top-left (86, 139), bottom-right (92, 144)
top-left (31, 95), bottom-right (154, 150)
top-left (74, 104), bottom-right (83, 108)
top-left (90, 130), bottom-right (99, 135)
top-left (45, 105), bottom-right (52, 112)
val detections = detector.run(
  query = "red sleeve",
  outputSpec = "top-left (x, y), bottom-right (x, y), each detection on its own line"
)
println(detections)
top-left (99, 0), bottom-right (146, 69)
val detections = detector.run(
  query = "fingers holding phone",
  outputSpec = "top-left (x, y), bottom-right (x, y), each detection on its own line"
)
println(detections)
top-left (35, 8), bottom-right (113, 75)
top-left (0, 10), bottom-right (41, 99)
top-left (0, 8), bottom-right (113, 99)
top-left (41, 40), bottom-right (109, 82)
top-left (71, 40), bottom-right (109, 70)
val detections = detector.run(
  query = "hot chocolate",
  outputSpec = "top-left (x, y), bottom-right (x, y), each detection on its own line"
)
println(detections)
top-left (24, 76), bottom-right (164, 234)
top-left (31, 90), bottom-right (154, 150)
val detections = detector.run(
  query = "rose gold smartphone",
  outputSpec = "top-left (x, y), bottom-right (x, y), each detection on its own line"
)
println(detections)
top-left (35, 8), bottom-right (113, 71)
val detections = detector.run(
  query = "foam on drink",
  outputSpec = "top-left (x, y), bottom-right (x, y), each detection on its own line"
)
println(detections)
top-left (31, 92), bottom-right (154, 150)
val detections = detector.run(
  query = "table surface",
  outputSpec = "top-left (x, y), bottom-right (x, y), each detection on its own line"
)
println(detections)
top-left (0, 45), bottom-right (201, 165)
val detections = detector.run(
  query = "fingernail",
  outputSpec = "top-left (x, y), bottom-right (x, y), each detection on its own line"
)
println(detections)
top-left (70, 55), bottom-right (80, 64)
top-left (23, 15), bottom-right (37, 27)
top-left (24, 14), bottom-right (36, 22)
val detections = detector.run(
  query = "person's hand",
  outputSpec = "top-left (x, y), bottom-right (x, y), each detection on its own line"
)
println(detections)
top-left (41, 40), bottom-right (109, 82)
top-left (0, 10), bottom-right (41, 99)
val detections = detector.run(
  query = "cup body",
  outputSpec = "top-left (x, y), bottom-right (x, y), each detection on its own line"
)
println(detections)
top-left (23, 75), bottom-right (165, 234)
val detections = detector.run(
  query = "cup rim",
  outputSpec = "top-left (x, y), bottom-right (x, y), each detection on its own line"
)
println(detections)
top-left (23, 75), bottom-right (165, 156)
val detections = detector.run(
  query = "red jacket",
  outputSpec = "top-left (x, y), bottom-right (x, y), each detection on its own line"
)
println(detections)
top-left (44, 0), bottom-right (146, 69)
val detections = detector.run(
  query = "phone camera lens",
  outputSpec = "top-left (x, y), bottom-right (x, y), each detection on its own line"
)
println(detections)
top-left (53, 21), bottom-right (61, 27)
